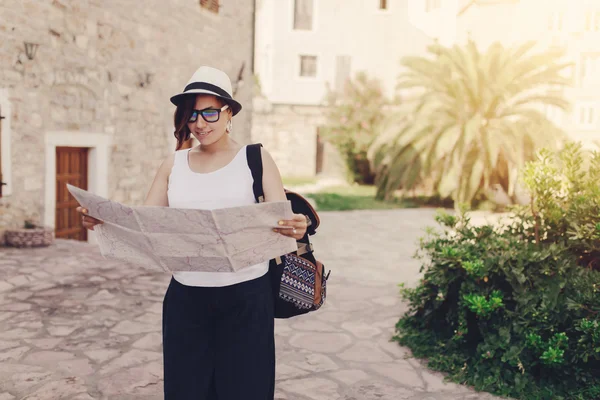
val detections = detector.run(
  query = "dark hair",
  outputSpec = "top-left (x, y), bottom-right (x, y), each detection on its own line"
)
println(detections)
top-left (172, 95), bottom-right (231, 150)
top-left (173, 95), bottom-right (196, 150)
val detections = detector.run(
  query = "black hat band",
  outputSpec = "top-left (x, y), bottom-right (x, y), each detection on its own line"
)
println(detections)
top-left (183, 82), bottom-right (232, 99)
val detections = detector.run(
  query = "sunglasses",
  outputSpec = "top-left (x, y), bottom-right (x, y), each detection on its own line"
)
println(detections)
top-left (188, 104), bottom-right (230, 123)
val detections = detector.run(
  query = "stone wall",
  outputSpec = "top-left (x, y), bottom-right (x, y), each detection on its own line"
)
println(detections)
top-left (251, 96), bottom-right (346, 179)
top-left (0, 0), bottom-right (255, 242)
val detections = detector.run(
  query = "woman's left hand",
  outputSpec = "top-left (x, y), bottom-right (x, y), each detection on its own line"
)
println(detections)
top-left (274, 214), bottom-right (308, 240)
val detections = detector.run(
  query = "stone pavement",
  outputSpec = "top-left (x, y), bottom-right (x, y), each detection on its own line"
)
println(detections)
top-left (0, 209), bottom-right (505, 400)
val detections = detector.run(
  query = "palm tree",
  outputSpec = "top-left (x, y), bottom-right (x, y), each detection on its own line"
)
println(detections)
top-left (369, 40), bottom-right (572, 206)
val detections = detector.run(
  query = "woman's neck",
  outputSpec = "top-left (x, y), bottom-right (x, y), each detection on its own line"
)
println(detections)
top-left (198, 135), bottom-right (238, 154)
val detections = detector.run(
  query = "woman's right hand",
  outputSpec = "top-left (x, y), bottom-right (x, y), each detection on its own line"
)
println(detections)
top-left (76, 206), bottom-right (104, 231)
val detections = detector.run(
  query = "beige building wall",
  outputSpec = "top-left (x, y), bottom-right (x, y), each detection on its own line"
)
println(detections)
top-left (253, 0), bottom-right (434, 178)
top-left (252, 96), bottom-right (346, 179)
top-left (0, 0), bottom-right (255, 243)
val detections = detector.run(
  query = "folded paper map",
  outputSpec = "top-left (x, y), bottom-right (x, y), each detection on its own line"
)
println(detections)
top-left (66, 184), bottom-right (298, 273)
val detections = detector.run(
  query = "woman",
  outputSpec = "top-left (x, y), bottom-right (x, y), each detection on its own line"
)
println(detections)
top-left (77, 66), bottom-right (308, 400)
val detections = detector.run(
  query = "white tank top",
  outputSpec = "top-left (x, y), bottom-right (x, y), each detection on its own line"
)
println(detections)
top-left (167, 145), bottom-right (269, 287)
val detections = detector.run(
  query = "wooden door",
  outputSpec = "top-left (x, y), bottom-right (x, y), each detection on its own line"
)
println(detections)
top-left (55, 147), bottom-right (88, 240)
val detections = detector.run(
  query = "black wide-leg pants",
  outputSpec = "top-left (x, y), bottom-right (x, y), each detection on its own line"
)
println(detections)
top-left (162, 273), bottom-right (275, 400)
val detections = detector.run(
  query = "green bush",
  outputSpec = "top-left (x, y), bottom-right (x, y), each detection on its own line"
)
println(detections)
top-left (395, 143), bottom-right (600, 399)
top-left (320, 72), bottom-right (388, 185)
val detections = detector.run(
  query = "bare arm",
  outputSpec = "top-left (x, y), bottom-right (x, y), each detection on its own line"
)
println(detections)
top-left (261, 147), bottom-right (308, 239)
top-left (78, 153), bottom-right (174, 229)
top-left (144, 153), bottom-right (175, 206)
top-left (261, 147), bottom-right (287, 202)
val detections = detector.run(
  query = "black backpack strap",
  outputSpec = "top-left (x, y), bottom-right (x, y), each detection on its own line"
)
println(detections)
top-left (246, 143), bottom-right (264, 203)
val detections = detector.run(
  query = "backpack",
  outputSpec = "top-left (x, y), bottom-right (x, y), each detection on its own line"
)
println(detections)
top-left (246, 143), bottom-right (330, 319)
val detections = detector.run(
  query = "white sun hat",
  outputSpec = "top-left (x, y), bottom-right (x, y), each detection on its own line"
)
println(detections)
top-left (169, 66), bottom-right (242, 116)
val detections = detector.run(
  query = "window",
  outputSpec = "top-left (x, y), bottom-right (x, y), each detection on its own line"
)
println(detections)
top-left (200, 0), bottom-right (219, 14)
top-left (426, 0), bottom-right (441, 12)
top-left (293, 0), bottom-right (314, 31)
top-left (548, 11), bottom-right (564, 31)
top-left (379, 0), bottom-right (388, 10)
top-left (578, 104), bottom-right (597, 128)
top-left (299, 55), bottom-right (317, 77)
top-left (579, 53), bottom-right (600, 84)
top-left (544, 104), bottom-right (563, 125)
top-left (334, 55), bottom-right (352, 92)
top-left (585, 10), bottom-right (600, 31)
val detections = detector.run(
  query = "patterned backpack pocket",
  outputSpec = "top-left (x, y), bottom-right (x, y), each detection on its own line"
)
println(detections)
top-left (279, 253), bottom-right (327, 311)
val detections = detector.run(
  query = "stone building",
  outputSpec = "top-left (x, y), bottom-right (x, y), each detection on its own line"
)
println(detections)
top-left (252, 0), bottom-right (435, 179)
top-left (0, 0), bottom-right (255, 244)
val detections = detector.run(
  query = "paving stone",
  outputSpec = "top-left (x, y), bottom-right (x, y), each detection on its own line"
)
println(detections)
top-left (145, 303), bottom-right (163, 314)
top-left (374, 316), bottom-right (402, 329)
top-left (276, 364), bottom-right (311, 380)
top-left (0, 340), bottom-right (20, 351)
top-left (19, 376), bottom-right (87, 399)
top-left (30, 271), bottom-right (54, 280)
top-left (0, 303), bottom-right (31, 312)
top-left (97, 362), bottom-right (163, 397)
top-left (9, 371), bottom-right (54, 392)
top-left (341, 321), bottom-right (382, 339)
top-left (7, 291), bottom-right (33, 301)
top-left (0, 346), bottom-right (30, 362)
top-left (57, 358), bottom-right (95, 376)
top-left (289, 332), bottom-right (352, 353)
top-left (134, 312), bottom-right (160, 324)
top-left (70, 394), bottom-right (96, 400)
top-left (99, 349), bottom-right (162, 375)
top-left (87, 289), bottom-right (115, 301)
top-left (274, 391), bottom-right (288, 400)
top-left (36, 288), bottom-right (66, 297)
top-left (0, 363), bottom-right (43, 379)
top-left (132, 333), bottom-right (162, 350)
top-left (338, 341), bottom-right (394, 363)
top-left (26, 283), bottom-right (55, 292)
top-left (314, 310), bottom-right (350, 323)
top-left (289, 353), bottom-right (338, 373)
top-left (111, 320), bottom-right (158, 335)
top-left (290, 318), bottom-right (340, 332)
top-left (278, 377), bottom-right (339, 400)
top-left (84, 349), bottom-right (122, 364)
top-left (334, 300), bottom-right (374, 313)
top-left (329, 369), bottom-right (370, 385)
top-left (24, 338), bottom-right (63, 350)
top-left (377, 336), bottom-right (413, 360)
top-left (372, 295), bottom-right (401, 306)
top-left (0, 282), bottom-right (14, 293)
top-left (346, 380), bottom-right (415, 400)
top-left (47, 325), bottom-right (78, 336)
top-left (369, 360), bottom-right (425, 389)
top-left (1, 329), bottom-right (37, 340)
top-left (274, 321), bottom-right (294, 336)
top-left (23, 351), bottom-right (75, 366)
top-left (10, 311), bottom-right (39, 323)
top-left (15, 320), bottom-right (43, 329)
top-left (0, 312), bottom-right (16, 322)
top-left (422, 370), bottom-right (467, 393)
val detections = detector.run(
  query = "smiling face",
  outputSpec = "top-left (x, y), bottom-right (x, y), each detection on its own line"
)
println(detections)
top-left (186, 94), bottom-right (232, 146)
